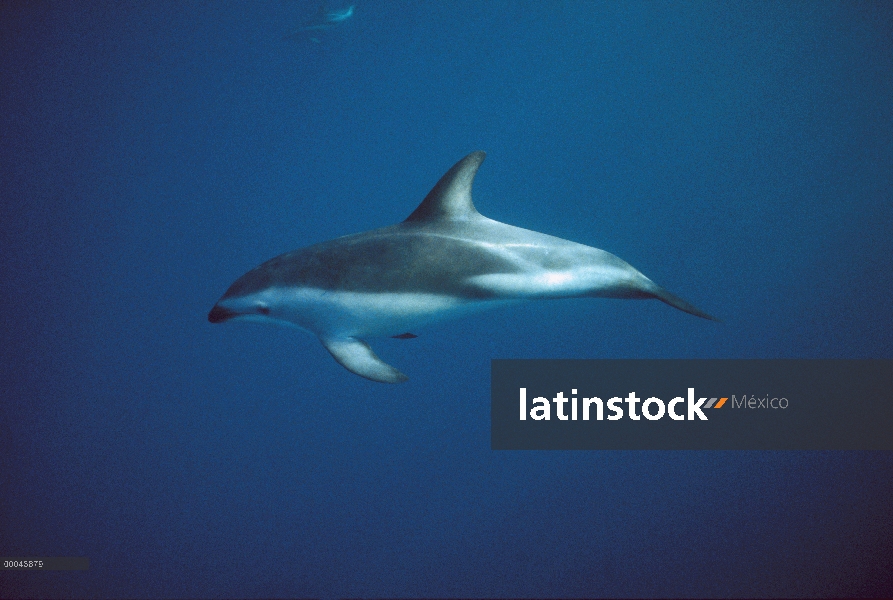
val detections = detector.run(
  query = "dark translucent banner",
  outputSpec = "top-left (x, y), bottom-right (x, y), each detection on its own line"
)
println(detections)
top-left (491, 360), bottom-right (892, 450)
top-left (1, 557), bottom-right (89, 570)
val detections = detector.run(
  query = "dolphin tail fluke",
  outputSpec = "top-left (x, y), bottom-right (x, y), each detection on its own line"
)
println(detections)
top-left (320, 336), bottom-right (409, 383)
top-left (648, 284), bottom-right (720, 322)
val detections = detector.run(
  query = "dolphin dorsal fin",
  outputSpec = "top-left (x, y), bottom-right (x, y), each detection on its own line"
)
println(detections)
top-left (404, 151), bottom-right (486, 222)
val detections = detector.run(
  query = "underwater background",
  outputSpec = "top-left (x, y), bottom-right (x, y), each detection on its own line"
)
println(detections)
top-left (2, 1), bottom-right (892, 597)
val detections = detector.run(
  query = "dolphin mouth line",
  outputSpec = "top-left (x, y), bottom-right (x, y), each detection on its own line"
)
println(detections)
top-left (208, 305), bottom-right (237, 323)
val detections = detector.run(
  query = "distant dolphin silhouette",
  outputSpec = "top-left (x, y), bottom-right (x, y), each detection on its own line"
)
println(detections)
top-left (324, 5), bottom-right (354, 22)
top-left (209, 152), bottom-right (717, 383)
top-left (291, 4), bottom-right (354, 33)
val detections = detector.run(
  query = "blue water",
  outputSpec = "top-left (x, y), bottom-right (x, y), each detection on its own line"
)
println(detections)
top-left (2, 2), bottom-right (892, 597)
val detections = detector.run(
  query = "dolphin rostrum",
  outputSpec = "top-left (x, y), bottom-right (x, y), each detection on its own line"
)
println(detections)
top-left (209, 152), bottom-right (717, 383)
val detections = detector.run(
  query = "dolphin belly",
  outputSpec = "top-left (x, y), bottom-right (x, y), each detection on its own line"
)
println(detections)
top-left (268, 286), bottom-right (508, 384)
top-left (270, 286), bottom-right (493, 338)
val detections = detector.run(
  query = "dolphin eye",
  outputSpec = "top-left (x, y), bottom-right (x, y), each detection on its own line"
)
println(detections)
top-left (258, 306), bottom-right (270, 315)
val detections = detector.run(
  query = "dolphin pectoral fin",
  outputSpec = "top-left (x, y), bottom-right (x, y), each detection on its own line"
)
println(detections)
top-left (319, 337), bottom-right (409, 384)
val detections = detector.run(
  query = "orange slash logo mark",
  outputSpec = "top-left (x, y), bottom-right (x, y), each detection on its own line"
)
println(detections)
top-left (714, 397), bottom-right (728, 409)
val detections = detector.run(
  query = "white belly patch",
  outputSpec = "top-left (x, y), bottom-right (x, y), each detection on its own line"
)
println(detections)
top-left (270, 287), bottom-right (485, 338)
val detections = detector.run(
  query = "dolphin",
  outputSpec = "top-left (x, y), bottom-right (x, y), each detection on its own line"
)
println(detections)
top-left (208, 151), bottom-right (717, 383)
top-left (290, 4), bottom-right (355, 33)
top-left (324, 5), bottom-right (354, 23)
